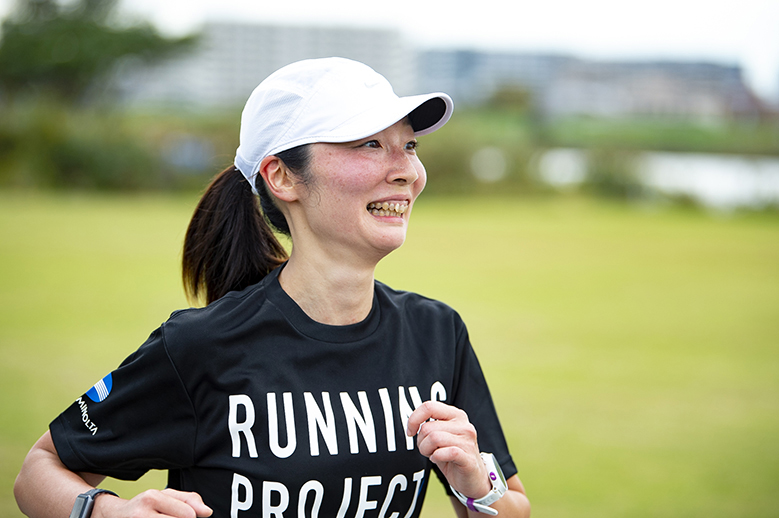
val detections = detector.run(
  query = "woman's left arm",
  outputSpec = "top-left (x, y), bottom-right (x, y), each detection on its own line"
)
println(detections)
top-left (407, 401), bottom-right (531, 518)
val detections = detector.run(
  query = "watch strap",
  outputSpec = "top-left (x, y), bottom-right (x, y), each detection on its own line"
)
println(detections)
top-left (450, 452), bottom-right (507, 515)
top-left (450, 487), bottom-right (500, 515)
top-left (69, 488), bottom-right (118, 518)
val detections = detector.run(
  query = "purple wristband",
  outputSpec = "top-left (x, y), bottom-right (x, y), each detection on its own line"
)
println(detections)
top-left (466, 498), bottom-right (479, 513)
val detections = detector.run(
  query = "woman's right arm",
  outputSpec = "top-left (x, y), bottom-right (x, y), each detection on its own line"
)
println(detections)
top-left (14, 431), bottom-right (212, 518)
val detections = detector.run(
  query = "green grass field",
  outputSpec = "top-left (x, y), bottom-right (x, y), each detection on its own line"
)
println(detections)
top-left (1, 192), bottom-right (778, 517)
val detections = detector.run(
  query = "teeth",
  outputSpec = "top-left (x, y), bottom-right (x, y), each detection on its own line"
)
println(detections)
top-left (367, 201), bottom-right (408, 216)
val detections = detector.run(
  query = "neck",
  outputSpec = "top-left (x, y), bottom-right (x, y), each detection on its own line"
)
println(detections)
top-left (279, 251), bottom-right (378, 326)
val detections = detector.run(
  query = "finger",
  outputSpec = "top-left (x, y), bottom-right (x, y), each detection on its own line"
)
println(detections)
top-left (414, 409), bottom-right (477, 450)
top-left (407, 401), bottom-right (463, 436)
top-left (428, 445), bottom-right (472, 466)
top-left (131, 491), bottom-right (188, 518)
top-left (416, 425), bottom-right (479, 460)
top-left (417, 415), bottom-right (475, 438)
top-left (161, 489), bottom-right (213, 517)
top-left (417, 430), bottom-right (467, 459)
top-left (417, 423), bottom-right (477, 457)
top-left (134, 489), bottom-right (205, 518)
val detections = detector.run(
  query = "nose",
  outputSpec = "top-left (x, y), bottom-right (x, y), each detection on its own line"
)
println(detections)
top-left (386, 148), bottom-right (421, 185)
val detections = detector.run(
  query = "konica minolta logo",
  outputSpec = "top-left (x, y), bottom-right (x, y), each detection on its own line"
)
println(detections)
top-left (86, 373), bottom-right (112, 403)
top-left (76, 397), bottom-right (99, 435)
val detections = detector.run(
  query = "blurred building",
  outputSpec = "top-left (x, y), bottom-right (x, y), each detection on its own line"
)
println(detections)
top-left (542, 59), bottom-right (762, 120)
top-left (118, 22), bottom-right (765, 121)
top-left (416, 50), bottom-right (573, 107)
top-left (418, 49), bottom-right (764, 121)
top-left (117, 22), bottom-right (415, 107)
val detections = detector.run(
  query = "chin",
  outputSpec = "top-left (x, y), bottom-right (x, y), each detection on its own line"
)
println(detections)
top-left (372, 233), bottom-right (407, 256)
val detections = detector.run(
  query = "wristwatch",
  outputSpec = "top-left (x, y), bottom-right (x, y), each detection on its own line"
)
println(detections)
top-left (69, 488), bottom-right (118, 518)
top-left (450, 453), bottom-right (508, 515)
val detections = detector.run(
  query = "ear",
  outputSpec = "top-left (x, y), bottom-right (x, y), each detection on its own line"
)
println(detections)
top-left (258, 155), bottom-right (299, 203)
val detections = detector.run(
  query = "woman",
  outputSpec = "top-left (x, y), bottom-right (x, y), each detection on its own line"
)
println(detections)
top-left (15, 57), bottom-right (530, 518)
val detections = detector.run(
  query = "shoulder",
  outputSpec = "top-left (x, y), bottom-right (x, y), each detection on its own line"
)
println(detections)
top-left (160, 279), bottom-right (271, 349)
top-left (375, 280), bottom-right (466, 329)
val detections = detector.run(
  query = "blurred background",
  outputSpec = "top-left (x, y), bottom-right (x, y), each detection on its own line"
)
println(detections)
top-left (1, 0), bottom-right (777, 517)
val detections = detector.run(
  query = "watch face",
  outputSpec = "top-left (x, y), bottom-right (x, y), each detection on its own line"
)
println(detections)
top-left (493, 464), bottom-right (507, 487)
top-left (69, 496), bottom-right (88, 518)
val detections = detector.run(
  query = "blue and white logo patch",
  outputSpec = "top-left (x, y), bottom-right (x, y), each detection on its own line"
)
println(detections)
top-left (86, 373), bottom-right (113, 403)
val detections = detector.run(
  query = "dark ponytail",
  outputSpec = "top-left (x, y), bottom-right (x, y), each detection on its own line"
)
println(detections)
top-left (182, 165), bottom-right (288, 305)
top-left (182, 145), bottom-right (312, 305)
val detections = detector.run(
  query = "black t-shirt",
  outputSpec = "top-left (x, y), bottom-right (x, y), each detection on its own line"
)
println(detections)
top-left (51, 266), bottom-right (516, 517)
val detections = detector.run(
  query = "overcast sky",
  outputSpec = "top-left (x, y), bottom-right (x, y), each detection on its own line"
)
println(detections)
top-left (2, 0), bottom-right (778, 102)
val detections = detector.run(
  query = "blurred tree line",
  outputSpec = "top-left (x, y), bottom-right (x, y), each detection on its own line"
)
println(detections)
top-left (1, 1), bottom-right (777, 202)
top-left (0, 0), bottom-right (197, 189)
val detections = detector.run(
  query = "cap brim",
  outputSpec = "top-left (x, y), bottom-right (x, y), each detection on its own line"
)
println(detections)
top-left (266, 92), bottom-right (454, 156)
top-left (408, 94), bottom-right (454, 136)
top-left (319, 91), bottom-right (453, 142)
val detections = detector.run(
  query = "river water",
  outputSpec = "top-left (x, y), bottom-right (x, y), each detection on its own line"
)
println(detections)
top-left (538, 149), bottom-right (779, 210)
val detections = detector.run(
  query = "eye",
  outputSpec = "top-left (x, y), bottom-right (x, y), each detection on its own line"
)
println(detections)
top-left (405, 140), bottom-right (418, 151)
top-left (362, 140), bottom-right (380, 148)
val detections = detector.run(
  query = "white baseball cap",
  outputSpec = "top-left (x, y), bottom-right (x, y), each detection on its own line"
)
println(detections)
top-left (234, 57), bottom-right (454, 190)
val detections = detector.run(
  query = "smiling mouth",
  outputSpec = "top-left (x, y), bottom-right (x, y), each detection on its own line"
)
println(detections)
top-left (367, 201), bottom-right (408, 217)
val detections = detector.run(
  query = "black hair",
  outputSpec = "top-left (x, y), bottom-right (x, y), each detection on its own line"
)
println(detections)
top-left (182, 144), bottom-right (311, 305)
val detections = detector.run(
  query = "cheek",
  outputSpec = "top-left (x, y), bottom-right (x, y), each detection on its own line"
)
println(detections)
top-left (308, 164), bottom-right (367, 205)
top-left (325, 176), bottom-right (373, 206)
top-left (414, 161), bottom-right (427, 196)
